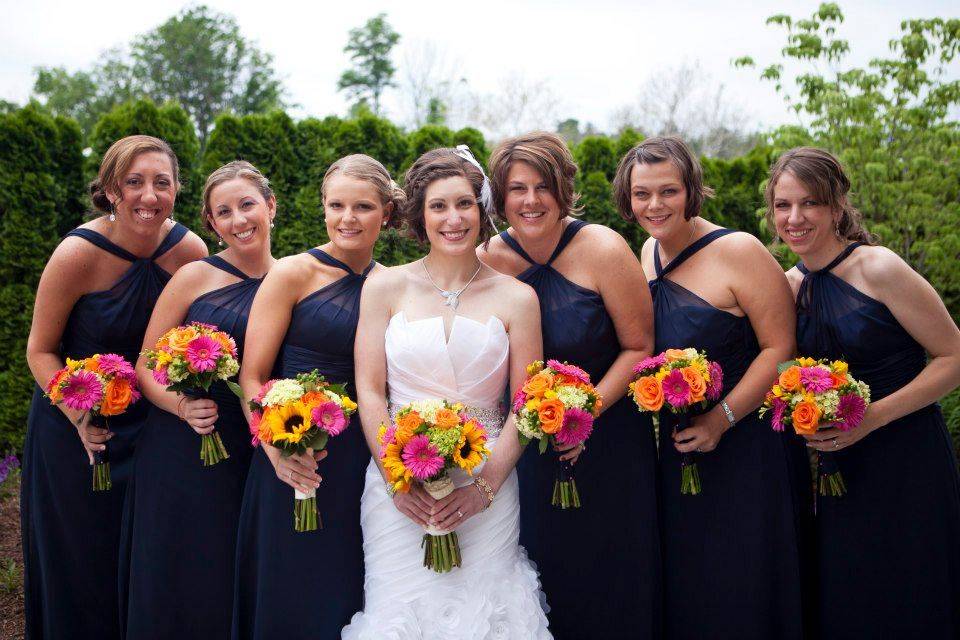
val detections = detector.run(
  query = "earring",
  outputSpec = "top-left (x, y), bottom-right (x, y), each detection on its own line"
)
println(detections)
top-left (270, 221), bottom-right (275, 229)
top-left (217, 236), bottom-right (224, 247)
top-left (109, 204), bottom-right (116, 222)
top-left (834, 219), bottom-right (842, 239)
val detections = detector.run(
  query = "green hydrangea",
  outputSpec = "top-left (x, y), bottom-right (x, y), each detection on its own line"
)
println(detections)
top-left (426, 426), bottom-right (463, 457)
top-left (217, 356), bottom-right (239, 379)
top-left (556, 385), bottom-right (588, 408)
top-left (167, 359), bottom-right (189, 383)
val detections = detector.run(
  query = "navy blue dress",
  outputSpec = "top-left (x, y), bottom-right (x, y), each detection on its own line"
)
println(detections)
top-left (650, 229), bottom-right (811, 640)
top-left (20, 224), bottom-right (189, 640)
top-left (232, 248), bottom-right (372, 639)
top-left (501, 220), bottom-right (662, 640)
top-left (119, 256), bottom-right (261, 639)
top-left (796, 242), bottom-right (960, 639)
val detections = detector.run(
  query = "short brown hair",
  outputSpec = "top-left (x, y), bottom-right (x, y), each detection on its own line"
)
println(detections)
top-left (613, 135), bottom-right (713, 221)
top-left (401, 148), bottom-right (493, 244)
top-left (89, 135), bottom-right (180, 213)
top-left (322, 154), bottom-right (405, 230)
top-left (488, 132), bottom-right (581, 221)
top-left (764, 147), bottom-right (875, 245)
top-left (201, 160), bottom-right (274, 233)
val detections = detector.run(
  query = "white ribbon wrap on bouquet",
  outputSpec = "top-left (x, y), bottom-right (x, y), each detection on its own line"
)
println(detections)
top-left (422, 473), bottom-right (454, 536)
top-left (295, 487), bottom-right (317, 500)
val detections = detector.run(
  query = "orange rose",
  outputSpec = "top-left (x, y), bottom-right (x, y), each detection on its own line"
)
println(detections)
top-left (830, 372), bottom-right (847, 389)
top-left (433, 407), bottom-right (460, 429)
top-left (664, 349), bottom-right (686, 363)
top-left (681, 366), bottom-right (706, 403)
top-left (633, 376), bottom-right (664, 411)
top-left (168, 327), bottom-right (199, 354)
top-left (778, 366), bottom-right (801, 392)
top-left (522, 372), bottom-right (554, 398)
top-left (83, 355), bottom-right (101, 372)
top-left (537, 398), bottom-right (565, 434)
top-left (397, 410), bottom-right (423, 434)
top-left (791, 400), bottom-right (822, 436)
top-left (592, 392), bottom-right (603, 416)
top-left (300, 391), bottom-right (327, 408)
top-left (100, 378), bottom-right (133, 416)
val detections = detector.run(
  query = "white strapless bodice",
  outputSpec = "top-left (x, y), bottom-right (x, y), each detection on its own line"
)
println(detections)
top-left (385, 312), bottom-right (509, 409)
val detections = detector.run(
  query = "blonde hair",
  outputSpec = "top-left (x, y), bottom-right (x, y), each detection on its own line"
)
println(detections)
top-left (765, 147), bottom-right (875, 245)
top-left (89, 135), bottom-right (180, 213)
top-left (613, 136), bottom-right (713, 221)
top-left (488, 132), bottom-right (581, 220)
top-left (201, 160), bottom-right (274, 233)
top-left (322, 154), bottom-right (405, 229)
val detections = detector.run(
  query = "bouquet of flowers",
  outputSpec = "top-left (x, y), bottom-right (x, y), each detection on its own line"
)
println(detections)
top-left (761, 357), bottom-right (870, 497)
top-left (142, 321), bottom-right (243, 466)
top-left (629, 348), bottom-right (723, 495)
top-left (378, 399), bottom-right (491, 573)
top-left (46, 354), bottom-right (141, 491)
top-left (249, 370), bottom-right (356, 531)
top-left (513, 360), bottom-right (602, 509)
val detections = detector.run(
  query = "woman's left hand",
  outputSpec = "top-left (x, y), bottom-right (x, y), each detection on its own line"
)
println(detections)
top-left (805, 405), bottom-right (882, 452)
top-left (674, 407), bottom-right (729, 454)
top-left (554, 439), bottom-right (586, 464)
top-left (430, 484), bottom-right (488, 532)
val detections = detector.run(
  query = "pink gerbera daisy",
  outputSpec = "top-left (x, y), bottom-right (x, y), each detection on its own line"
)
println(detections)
top-left (770, 397), bottom-right (788, 432)
top-left (402, 435), bottom-right (444, 480)
top-left (152, 367), bottom-right (170, 386)
top-left (97, 353), bottom-right (134, 378)
top-left (661, 369), bottom-right (692, 408)
top-left (706, 361), bottom-right (724, 401)
top-left (800, 366), bottom-right (833, 394)
top-left (512, 388), bottom-right (527, 414)
top-left (61, 370), bottom-right (104, 412)
top-left (633, 353), bottom-right (667, 375)
top-left (312, 401), bottom-right (347, 436)
top-left (555, 407), bottom-right (594, 446)
top-left (546, 360), bottom-right (590, 384)
top-left (248, 410), bottom-right (262, 445)
top-left (834, 393), bottom-right (866, 432)
top-left (185, 336), bottom-right (222, 372)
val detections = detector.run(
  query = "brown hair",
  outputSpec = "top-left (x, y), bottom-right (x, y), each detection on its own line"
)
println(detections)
top-left (201, 160), bottom-right (274, 233)
top-left (401, 148), bottom-right (494, 244)
top-left (488, 131), bottom-right (581, 221)
top-left (322, 154), bottom-right (405, 229)
top-left (613, 135), bottom-right (713, 221)
top-left (765, 147), bottom-right (875, 245)
top-left (89, 135), bottom-right (180, 213)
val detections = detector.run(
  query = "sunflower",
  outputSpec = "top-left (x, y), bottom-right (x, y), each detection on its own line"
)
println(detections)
top-left (453, 420), bottom-right (490, 474)
top-left (261, 401), bottom-right (314, 444)
top-left (381, 441), bottom-right (412, 492)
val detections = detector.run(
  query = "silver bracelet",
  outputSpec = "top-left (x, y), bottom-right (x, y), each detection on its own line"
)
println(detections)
top-left (720, 400), bottom-right (736, 428)
top-left (384, 479), bottom-right (397, 498)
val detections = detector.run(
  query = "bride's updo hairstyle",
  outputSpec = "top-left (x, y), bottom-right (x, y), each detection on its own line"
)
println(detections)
top-left (401, 148), bottom-right (494, 244)
top-left (488, 131), bottom-right (581, 221)
top-left (321, 154), bottom-right (406, 228)
top-left (89, 135), bottom-right (181, 213)
top-left (764, 146), bottom-right (875, 245)
top-left (612, 135), bottom-right (713, 222)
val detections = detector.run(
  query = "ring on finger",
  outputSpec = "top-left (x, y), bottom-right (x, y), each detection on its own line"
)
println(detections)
top-left (833, 440), bottom-right (839, 449)
top-left (457, 509), bottom-right (463, 518)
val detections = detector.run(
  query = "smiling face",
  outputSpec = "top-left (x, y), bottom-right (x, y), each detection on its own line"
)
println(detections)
top-left (629, 161), bottom-right (690, 241)
top-left (501, 161), bottom-right (563, 241)
top-left (323, 175), bottom-right (389, 253)
top-left (108, 151), bottom-right (176, 230)
top-left (423, 176), bottom-right (481, 256)
top-left (207, 177), bottom-right (275, 255)
top-left (772, 171), bottom-right (839, 256)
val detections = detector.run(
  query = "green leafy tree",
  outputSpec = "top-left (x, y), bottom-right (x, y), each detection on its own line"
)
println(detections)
top-left (131, 5), bottom-right (285, 147)
top-left (337, 13), bottom-right (400, 115)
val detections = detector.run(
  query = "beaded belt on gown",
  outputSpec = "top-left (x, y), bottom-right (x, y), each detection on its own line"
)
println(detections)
top-left (387, 402), bottom-right (506, 439)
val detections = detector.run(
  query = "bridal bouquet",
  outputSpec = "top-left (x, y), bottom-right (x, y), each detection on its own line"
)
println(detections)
top-left (46, 353), bottom-right (141, 491)
top-left (249, 370), bottom-right (357, 531)
top-left (761, 357), bottom-right (870, 497)
top-left (378, 399), bottom-right (491, 573)
top-left (629, 348), bottom-right (723, 495)
top-left (514, 360), bottom-right (602, 509)
top-left (142, 321), bottom-right (243, 466)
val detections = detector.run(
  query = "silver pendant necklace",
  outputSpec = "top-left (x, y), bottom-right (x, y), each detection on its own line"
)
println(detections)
top-left (421, 257), bottom-right (483, 310)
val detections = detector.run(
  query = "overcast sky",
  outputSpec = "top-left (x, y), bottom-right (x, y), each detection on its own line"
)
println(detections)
top-left (3, 0), bottom-right (956, 134)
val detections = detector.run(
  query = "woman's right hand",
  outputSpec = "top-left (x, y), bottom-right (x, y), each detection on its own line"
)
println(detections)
top-left (179, 396), bottom-right (219, 435)
top-left (71, 410), bottom-right (112, 465)
top-left (392, 483), bottom-right (436, 527)
top-left (273, 449), bottom-right (327, 494)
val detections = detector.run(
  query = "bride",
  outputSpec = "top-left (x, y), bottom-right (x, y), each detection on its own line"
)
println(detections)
top-left (344, 147), bottom-right (552, 639)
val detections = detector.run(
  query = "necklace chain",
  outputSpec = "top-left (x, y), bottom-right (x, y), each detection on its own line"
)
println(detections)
top-left (421, 257), bottom-right (483, 310)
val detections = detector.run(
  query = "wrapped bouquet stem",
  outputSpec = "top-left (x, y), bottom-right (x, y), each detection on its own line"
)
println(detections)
top-left (421, 473), bottom-right (461, 573)
top-left (183, 388), bottom-right (230, 467)
top-left (88, 414), bottom-right (112, 491)
top-left (673, 414), bottom-right (701, 496)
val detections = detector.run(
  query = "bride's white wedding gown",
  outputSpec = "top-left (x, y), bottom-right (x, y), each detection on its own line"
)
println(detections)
top-left (342, 312), bottom-right (552, 639)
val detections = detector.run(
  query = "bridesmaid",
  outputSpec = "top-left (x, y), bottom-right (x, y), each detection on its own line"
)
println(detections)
top-left (481, 132), bottom-right (659, 639)
top-left (120, 161), bottom-right (276, 638)
top-left (615, 136), bottom-right (810, 639)
top-left (232, 154), bottom-right (402, 639)
top-left (770, 147), bottom-right (960, 638)
top-left (21, 135), bottom-right (206, 639)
